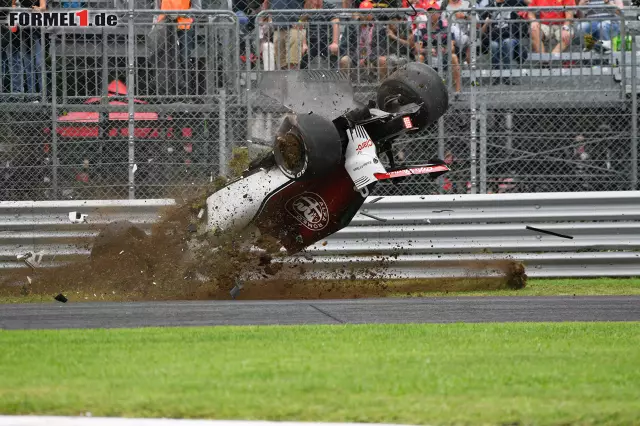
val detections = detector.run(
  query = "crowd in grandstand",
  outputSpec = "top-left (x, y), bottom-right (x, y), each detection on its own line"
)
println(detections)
top-left (0, 0), bottom-right (627, 96)
top-left (248, 0), bottom-right (625, 90)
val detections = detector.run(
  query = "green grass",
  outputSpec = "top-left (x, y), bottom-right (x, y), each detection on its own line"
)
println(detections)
top-left (400, 277), bottom-right (640, 297)
top-left (1, 323), bottom-right (639, 425)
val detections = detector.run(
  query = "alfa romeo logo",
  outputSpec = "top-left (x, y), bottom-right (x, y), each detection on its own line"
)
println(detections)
top-left (285, 192), bottom-right (329, 231)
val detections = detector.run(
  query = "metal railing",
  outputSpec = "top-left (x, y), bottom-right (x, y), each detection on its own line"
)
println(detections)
top-left (0, 5), bottom-right (639, 200)
top-left (2, 191), bottom-right (640, 278)
top-left (0, 8), bottom-right (240, 201)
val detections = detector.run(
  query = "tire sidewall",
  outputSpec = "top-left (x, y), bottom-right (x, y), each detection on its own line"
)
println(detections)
top-left (377, 62), bottom-right (449, 129)
top-left (274, 113), bottom-right (342, 181)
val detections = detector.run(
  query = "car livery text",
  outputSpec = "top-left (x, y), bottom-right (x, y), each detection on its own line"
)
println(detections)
top-left (356, 139), bottom-right (373, 152)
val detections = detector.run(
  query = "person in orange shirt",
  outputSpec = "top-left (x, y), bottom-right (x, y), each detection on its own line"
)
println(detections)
top-left (153, 0), bottom-right (201, 95)
top-left (528, 0), bottom-right (575, 54)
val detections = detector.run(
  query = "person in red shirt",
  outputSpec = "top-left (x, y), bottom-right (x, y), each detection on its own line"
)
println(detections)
top-left (528, 0), bottom-right (576, 54)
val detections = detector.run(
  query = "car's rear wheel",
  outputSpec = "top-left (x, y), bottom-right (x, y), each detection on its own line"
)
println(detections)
top-left (273, 113), bottom-right (342, 181)
top-left (376, 62), bottom-right (449, 130)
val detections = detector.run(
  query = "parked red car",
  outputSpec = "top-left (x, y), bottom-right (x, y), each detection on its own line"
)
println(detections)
top-left (42, 80), bottom-right (198, 197)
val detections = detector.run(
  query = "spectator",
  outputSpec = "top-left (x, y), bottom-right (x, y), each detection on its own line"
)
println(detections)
top-left (444, 0), bottom-right (472, 65)
top-left (413, 3), bottom-right (462, 93)
top-left (262, 0), bottom-right (306, 70)
top-left (339, 1), bottom-right (390, 80)
top-left (528, 0), bottom-right (575, 54)
top-left (345, 0), bottom-right (411, 73)
top-left (479, 0), bottom-right (528, 85)
top-left (299, 0), bottom-right (340, 70)
top-left (235, 0), bottom-right (263, 18)
top-left (575, 0), bottom-right (623, 52)
top-left (0, 0), bottom-right (22, 96)
top-left (151, 0), bottom-right (201, 96)
top-left (342, 0), bottom-right (400, 9)
top-left (20, 0), bottom-right (46, 100)
top-left (406, 0), bottom-right (435, 30)
top-left (387, 14), bottom-right (416, 64)
top-left (292, 14), bottom-right (310, 64)
top-left (157, 0), bottom-right (200, 58)
top-left (235, 0), bottom-right (262, 65)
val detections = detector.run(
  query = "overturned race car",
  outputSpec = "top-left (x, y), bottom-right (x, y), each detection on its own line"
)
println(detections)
top-left (89, 62), bottom-right (451, 296)
top-left (206, 62), bottom-right (451, 255)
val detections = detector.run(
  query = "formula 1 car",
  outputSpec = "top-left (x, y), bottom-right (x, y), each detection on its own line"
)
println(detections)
top-left (205, 61), bottom-right (451, 254)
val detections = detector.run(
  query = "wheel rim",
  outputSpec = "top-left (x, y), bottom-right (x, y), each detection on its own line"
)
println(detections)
top-left (380, 83), bottom-right (421, 112)
top-left (377, 79), bottom-right (441, 128)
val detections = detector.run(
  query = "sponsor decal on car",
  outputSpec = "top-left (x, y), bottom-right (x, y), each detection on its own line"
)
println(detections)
top-left (352, 160), bottom-right (373, 172)
top-left (285, 192), bottom-right (330, 231)
top-left (356, 139), bottom-right (373, 152)
top-left (374, 164), bottom-right (450, 180)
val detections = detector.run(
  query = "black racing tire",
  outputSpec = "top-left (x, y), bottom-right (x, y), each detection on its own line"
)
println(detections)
top-left (376, 61), bottom-right (449, 129)
top-left (273, 113), bottom-right (342, 181)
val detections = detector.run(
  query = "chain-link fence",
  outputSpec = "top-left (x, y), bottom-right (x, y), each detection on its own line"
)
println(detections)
top-left (453, 5), bottom-right (637, 194)
top-left (1, 6), bottom-right (240, 200)
top-left (0, 4), bottom-right (638, 200)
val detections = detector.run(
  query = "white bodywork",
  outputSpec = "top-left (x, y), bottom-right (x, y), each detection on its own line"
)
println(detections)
top-left (206, 166), bottom-right (291, 232)
top-left (344, 124), bottom-right (387, 190)
top-left (206, 122), bottom-right (389, 233)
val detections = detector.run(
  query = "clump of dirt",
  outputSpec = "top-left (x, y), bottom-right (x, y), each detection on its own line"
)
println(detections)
top-left (0, 147), bottom-right (278, 301)
top-left (220, 273), bottom-right (526, 300)
top-left (0, 249), bottom-right (527, 302)
top-left (0, 200), bottom-right (288, 301)
top-left (275, 133), bottom-right (304, 170)
top-left (0, 146), bottom-right (527, 303)
top-left (455, 259), bottom-right (528, 290)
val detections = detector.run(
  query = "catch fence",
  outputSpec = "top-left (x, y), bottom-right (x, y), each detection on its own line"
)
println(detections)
top-left (0, 4), bottom-right (639, 200)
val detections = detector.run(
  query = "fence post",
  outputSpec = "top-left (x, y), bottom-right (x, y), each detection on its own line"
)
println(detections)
top-left (479, 100), bottom-right (487, 194)
top-left (40, 30), bottom-right (47, 102)
top-left (437, 116), bottom-right (445, 194)
top-left (127, 1), bottom-right (136, 199)
top-left (620, 15), bottom-right (627, 101)
top-left (505, 110), bottom-right (513, 150)
top-left (468, 1), bottom-right (478, 194)
top-left (234, 17), bottom-right (241, 93)
top-left (245, 34), bottom-right (252, 126)
top-left (219, 88), bottom-right (228, 177)
top-left (631, 34), bottom-right (637, 190)
top-left (61, 35), bottom-right (68, 105)
top-left (50, 34), bottom-right (59, 200)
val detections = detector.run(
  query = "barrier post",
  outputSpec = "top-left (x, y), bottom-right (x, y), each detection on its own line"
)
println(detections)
top-left (127, 0), bottom-right (136, 199)
top-left (468, 3), bottom-right (479, 194)
top-left (631, 35), bottom-right (637, 190)
top-left (50, 34), bottom-right (59, 200)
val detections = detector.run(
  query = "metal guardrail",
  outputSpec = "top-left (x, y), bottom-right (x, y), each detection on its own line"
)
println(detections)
top-left (0, 199), bottom-right (175, 270)
top-left (1, 192), bottom-right (640, 277)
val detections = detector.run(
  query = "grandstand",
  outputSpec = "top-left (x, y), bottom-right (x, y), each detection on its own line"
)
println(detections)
top-left (0, 0), bottom-right (639, 200)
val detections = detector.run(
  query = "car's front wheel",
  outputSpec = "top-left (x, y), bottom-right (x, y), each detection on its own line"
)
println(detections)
top-left (273, 113), bottom-right (342, 181)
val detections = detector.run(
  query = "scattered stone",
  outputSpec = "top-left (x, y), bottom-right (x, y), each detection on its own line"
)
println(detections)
top-left (54, 293), bottom-right (68, 303)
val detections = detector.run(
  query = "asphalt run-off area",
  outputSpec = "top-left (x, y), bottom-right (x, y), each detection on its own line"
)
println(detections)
top-left (1, 296), bottom-right (639, 330)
